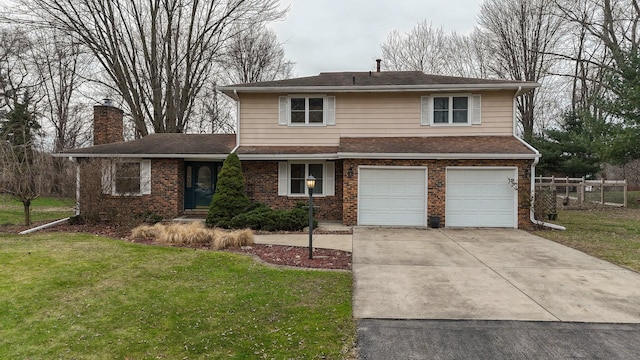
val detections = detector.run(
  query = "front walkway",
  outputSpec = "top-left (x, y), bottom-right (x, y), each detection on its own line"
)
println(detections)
top-left (352, 227), bottom-right (640, 322)
top-left (253, 232), bottom-right (352, 253)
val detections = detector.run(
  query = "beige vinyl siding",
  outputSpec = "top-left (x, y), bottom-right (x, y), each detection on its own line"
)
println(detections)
top-left (239, 91), bottom-right (515, 146)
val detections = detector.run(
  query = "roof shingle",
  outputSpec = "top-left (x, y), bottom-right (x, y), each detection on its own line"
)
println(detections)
top-left (59, 133), bottom-right (236, 157)
top-left (222, 71), bottom-right (536, 89)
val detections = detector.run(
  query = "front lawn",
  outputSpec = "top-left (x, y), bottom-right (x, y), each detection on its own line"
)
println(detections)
top-left (0, 195), bottom-right (75, 225)
top-left (0, 233), bottom-right (355, 359)
top-left (533, 207), bottom-right (640, 272)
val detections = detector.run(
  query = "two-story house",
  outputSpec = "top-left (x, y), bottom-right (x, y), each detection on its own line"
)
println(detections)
top-left (59, 68), bottom-right (540, 228)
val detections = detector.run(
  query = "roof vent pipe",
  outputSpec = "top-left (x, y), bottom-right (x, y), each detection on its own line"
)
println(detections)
top-left (376, 59), bottom-right (381, 72)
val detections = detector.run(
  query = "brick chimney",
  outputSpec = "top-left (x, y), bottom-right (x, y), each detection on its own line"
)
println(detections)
top-left (93, 99), bottom-right (124, 145)
top-left (376, 59), bottom-right (381, 72)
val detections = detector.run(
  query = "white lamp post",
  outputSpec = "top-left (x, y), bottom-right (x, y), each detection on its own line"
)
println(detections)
top-left (306, 175), bottom-right (316, 259)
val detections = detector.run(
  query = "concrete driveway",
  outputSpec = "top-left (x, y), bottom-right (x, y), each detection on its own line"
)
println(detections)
top-left (353, 227), bottom-right (640, 322)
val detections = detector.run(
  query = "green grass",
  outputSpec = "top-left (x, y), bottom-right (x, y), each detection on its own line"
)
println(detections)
top-left (532, 207), bottom-right (640, 272)
top-left (0, 195), bottom-right (75, 225)
top-left (0, 233), bottom-right (355, 359)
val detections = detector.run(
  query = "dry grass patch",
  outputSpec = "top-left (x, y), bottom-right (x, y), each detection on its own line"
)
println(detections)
top-left (131, 222), bottom-right (253, 249)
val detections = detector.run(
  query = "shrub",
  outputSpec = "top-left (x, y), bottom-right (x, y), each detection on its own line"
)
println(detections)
top-left (227, 202), bottom-right (317, 231)
top-left (206, 153), bottom-right (251, 228)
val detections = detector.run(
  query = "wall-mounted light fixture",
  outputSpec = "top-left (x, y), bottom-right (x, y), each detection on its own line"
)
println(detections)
top-left (347, 166), bottom-right (354, 178)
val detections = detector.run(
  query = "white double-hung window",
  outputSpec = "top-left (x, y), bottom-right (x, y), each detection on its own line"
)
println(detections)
top-left (277, 161), bottom-right (335, 196)
top-left (279, 95), bottom-right (336, 126)
top-left (421, 94), bottom-right (481, 126)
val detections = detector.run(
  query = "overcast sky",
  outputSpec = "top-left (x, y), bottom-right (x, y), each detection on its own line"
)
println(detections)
top-left (270, 0), bottom-right (484, 77)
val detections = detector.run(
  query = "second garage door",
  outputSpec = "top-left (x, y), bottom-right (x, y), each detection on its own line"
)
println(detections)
top-left (358, 167), bottom-right (427, 226)
top-left (446, 168), bottom-right (517, 228)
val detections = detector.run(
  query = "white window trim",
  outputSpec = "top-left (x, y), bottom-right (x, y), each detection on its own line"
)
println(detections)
top-left (279, 95), bottom-right (336, 127)
top-left (277, 161), bottom-right (335, 197)
top-left (421, 93), bottom-right (482, 126)
top-left (430, 93), bottom-right (472, 126)
top-left (288, 95), bottom-right (326, 126)
top-left (101, 158), bottom-right (151, 196)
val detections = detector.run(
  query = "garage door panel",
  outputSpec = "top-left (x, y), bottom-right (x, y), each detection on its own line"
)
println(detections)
top-left (359, 168), bottom-right (426, 226)
top-left (446, 168), bottom-right (516, 228)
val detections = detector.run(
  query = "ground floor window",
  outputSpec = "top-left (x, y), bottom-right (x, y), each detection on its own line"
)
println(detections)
top-left (278, 161), bottom-right (335, 197)
top-left (290, 163), bottom-right (324, 195)
top-left (102, 159), bottom-right (151, 195)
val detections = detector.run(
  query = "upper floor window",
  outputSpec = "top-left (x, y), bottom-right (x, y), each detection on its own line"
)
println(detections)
top-left (279, 95), bottom-right (336, 126)
top-left (433, 96), bottom-right (469, 124)
top-left (421, 94), bottom-right (481, 126)
top-left (291, 97), bottom-right (324, 124)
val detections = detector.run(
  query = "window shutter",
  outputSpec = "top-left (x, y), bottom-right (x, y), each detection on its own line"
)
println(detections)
top-left (140, 160), bottom-right (151, 195)
top-left (421, 96), bottom-right (432, 125)
top-left (278, 96), bottom-right (288, 125)
top-left (101, 160), bottom-right (112, 195)
top-left (471, 94), bottom-right (482, 124)
top-left (325, 96), bottom-right (336, 126)
top-left (324, 162), bottom-right (335, 196)
top-left (278, 162), bottom-right (288, 196)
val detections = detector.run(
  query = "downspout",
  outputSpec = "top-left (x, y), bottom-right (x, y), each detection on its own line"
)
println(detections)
top-left (231, 89), bottom-right (240, 154)
top-left (513, 88), bottom-right (566, 230)
top-left (71, 157), bottom-right (80, 216)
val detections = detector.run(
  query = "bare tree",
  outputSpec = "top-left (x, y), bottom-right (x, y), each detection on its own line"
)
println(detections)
top-left (381, 21), bottom-right (449, 73)
top-left (15, 0), bottom-right (285, 136)
top-left (478, 0), bottom-right (564, 141)
top-left (445, 29), bottom-right (494, 78)
top-left (29, 30), bottom-right (92, 152)
top-left (220, 23), bottom-right (294, 84)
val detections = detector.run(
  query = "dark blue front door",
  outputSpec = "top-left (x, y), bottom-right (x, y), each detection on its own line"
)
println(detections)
top-left (184, 162), bottom-right (221, 209)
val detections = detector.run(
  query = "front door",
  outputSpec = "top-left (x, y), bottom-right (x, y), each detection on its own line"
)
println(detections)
top-left (184, 162), bottom-right (221, 209)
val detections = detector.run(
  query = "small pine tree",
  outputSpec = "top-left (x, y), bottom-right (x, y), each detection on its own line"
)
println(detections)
top-left (206, 153), bottom-right (251, 227)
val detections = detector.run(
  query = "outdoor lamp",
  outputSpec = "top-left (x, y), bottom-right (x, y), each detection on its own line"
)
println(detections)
top-left (306, 175), bottom-right (316, 259)
top-left (306, 176), bottom-right (316, 191)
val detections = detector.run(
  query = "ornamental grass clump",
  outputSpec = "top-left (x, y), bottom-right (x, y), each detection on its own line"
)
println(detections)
top-left (130, 222), bottom-right (253, 249)
top-left (212, 228), bottom-right (253, 250)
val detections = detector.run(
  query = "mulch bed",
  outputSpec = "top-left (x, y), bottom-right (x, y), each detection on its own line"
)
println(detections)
top-left (4, 221), bottom-right (352, 271)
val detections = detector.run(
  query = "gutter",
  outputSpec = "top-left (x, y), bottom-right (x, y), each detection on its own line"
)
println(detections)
top-left (337, 152), bottom-right (538, 160)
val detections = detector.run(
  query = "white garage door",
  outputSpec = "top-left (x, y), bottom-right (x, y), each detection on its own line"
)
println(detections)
top-left (358, 168), bottom-right (427, 226)
top-left (446, 168), bottom-right (517, 228)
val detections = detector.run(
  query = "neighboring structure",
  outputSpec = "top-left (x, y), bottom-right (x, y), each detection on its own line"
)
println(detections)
top-left (58, 66), bottom-right (541, 228)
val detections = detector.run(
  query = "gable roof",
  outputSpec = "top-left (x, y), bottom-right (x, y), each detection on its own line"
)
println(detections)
top-left (56, 133), bottom-right (236, 159)
top-left (219, 71), bottom-right (539, 98)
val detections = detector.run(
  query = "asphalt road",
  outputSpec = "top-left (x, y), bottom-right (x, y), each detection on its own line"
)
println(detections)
top-left (357, 319), bottom-right (640, 360)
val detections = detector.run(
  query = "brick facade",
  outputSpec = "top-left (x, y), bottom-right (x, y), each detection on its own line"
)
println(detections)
top-left (243, 160), bottom-right (344, 221)
top-left (79, 158), bottom-right (184, 222)
top-left (342, 159), bottom-right (534, 229)
top-left (77, 155), bottom-right (533, 228)
top-left (93, 105), bottom-right (124, 145)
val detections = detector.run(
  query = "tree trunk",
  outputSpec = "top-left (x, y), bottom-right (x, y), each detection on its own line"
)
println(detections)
top-left (23, 200), bottom-right (31, 226)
